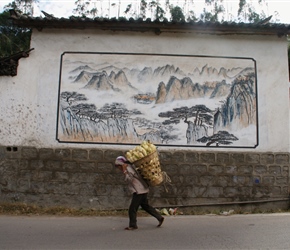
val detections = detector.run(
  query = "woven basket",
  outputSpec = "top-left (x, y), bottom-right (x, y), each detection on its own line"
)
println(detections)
top-left (133, 150), bottom-right (164, 186)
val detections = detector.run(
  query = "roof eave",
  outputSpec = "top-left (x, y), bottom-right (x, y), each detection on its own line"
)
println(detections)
top-left (10, 13), bottom-right (290, 37)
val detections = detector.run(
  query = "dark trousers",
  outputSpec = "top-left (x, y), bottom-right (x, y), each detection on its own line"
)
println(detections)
top-left (129, 192), bottom-right (162, 227)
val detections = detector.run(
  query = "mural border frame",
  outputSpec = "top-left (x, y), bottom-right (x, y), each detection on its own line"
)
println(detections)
top-left (56, 51), bottom-right (259, 149)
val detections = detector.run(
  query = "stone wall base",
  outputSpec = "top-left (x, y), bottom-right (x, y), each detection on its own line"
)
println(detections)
top-left (0, 146), bottom-right (289, 211)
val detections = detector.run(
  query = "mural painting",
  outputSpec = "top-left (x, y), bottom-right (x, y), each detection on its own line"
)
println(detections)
top-left (57, 52), bottom-right (258, 148)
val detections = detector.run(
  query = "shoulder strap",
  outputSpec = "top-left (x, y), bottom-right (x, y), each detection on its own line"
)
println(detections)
top-left (131, 164), bottom-right (149, 188)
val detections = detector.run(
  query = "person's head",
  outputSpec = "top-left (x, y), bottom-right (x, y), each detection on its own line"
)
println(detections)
top-left (115, 156), bottom-right (129, 170)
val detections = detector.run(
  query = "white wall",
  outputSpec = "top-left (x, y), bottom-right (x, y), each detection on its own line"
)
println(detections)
top-left (0, 29), bottom-right (289, 152)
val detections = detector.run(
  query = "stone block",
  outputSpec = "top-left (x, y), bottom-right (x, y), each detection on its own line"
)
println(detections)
top-left (70, 173), bottom-right (91, 183)
top-left (170, 175), bottom-right (184, 185)
top-left (172, 152), bottom-right (185, 163)
top-left (184, 152), bottom-right (199, 163)
top-left (203, 187), bottom-right (223, 198)
top-left (81, 173), bottom-right (98, 183)
top-left (79, 183), bottom-right (96, 197)
top-left (54, 149), bottom-right (71, 160)
top-left (230, 153), bottom-right (245, 164)
top-left (191, 165), bottom-right (207, 175)
top-left (282, 186), bottom-right (289, 195)
top-left (44, 160), bottom-right (62, 171)
top-left (232, 175), bottom-right (249, 186)
top-left (149, 186), bottom-right (167, 198)
top-left (282, 166), bottom-right (289, 176)
top-left (271, 186), bottom-right (281, 195)
top-left (245, 154), bottom-right (260, 164)
top-left (89, 149), bottom-right (104, 160)
top-left (238, 165), bottom-right (253, 174)
top-left (94, 184), bottom-right (112, 196)
top-left (208, 165), bottom-right (224, 174)
top-left (30, 181), bottom-right (45, 194)
top-left (72, 149), bottom-right (88, 160)
top-left (1, 159), bottom-right (19, 171)
top-left (260, 154), bottom-right (274, 164)
top-left (29, 160), bottom-right (44, 170)
top-left (186, 186), bottom-right (199, 198)
top-left (22, 147), bottom-right (38, 159)
top-left (200, 153), bottom-right (215, 163)
top-left (224, 187), bottom-right (237, 197)
top-left (262, 176), bottom-right (275, 185)
top-left (236, 186), bottom-right (252, 198)
top-left (104, 150), bottom-right (123, 162)
top-left (39, 148), bottom-right (54, 159)
top-left (179, 164), bottom-right (193, 174)
top-left (106, 173), bottom-right (121, 184)
top-left (159, 151), bottom-right (173, 162)
top-left (254, 165), bottom-right (267, 175)
top-left (2, 173), bottom-right (18, 191)
top-left (94, 173), bottom-right (106, 184)
top-left (268, 166), bottom-right (281, 175)
top-left (175, 186), bottom-right (194, 197)
top-left (79, 161), bottom-right (96, 172)
top-left (216, 153), bottom-right (230, 164)
top-left (63, 161), bottom-right (79, 172)
top-left (54, 171), bottom-right (69, 182)
top-left (275, 154), bottom-right (289, 164)
top-left (16, 179), bottom-right (30, 192)
top-left (224, 165), bottom-right (238, 174)
top-left (96, 162), bottom-right (113, 173)
top-left (38, 171), bottom-right (53, 181)
top-left (216, 176), bottom-right (231, 187)
top-left (63, 183), bottom-right (80, 195)
top-left (44, 182), bottom-right (63, 194)
top-left (192, 187), bottom-right (207, 197)
top-left (184, 175), bottom-right (198, 185)
top-left (19, 170), bottom-right (37, 180)
top-left (252, 186), bottom-right (271, 198)
top-left (111, 185), bottom-right (126, 196)
top-left (276, 177), bottom-right (288, 185)
top-left (200, 175), bottom-right (215, 186)
top-left (162, 164), bottom-right (178, 175)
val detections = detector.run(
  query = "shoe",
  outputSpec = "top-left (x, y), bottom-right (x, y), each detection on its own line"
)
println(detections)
top-left (125, 226), bottom-right (138, 230)
top-left (157, 217), bottom-right (164, 227)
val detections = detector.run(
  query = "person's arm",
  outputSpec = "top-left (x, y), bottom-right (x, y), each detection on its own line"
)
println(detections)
top-left (122, 164), bottom-right (128, 174)
top-left (122, 164), bottom-right (135, 182)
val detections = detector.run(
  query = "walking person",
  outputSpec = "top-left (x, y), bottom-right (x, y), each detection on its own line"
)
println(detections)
top-left (115, 156), bottom-right (164, 230)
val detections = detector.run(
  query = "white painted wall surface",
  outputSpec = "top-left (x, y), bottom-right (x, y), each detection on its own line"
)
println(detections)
top-left (0, 29), bottom-right (289, 152)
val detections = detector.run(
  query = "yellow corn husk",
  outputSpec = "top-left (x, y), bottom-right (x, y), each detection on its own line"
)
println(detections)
top-left (136, 146), bottom-right (147, 156)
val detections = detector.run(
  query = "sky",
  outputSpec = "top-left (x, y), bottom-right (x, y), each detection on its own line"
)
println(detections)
top-left (0, 0), bottom-right (290, 24)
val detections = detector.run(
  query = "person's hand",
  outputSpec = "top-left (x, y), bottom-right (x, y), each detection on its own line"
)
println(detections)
top-left (122, 164), bottom-right (128, 174)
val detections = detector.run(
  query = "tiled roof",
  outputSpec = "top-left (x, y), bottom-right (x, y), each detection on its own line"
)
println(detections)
top-left (9, 9), bottom-right (290, 36)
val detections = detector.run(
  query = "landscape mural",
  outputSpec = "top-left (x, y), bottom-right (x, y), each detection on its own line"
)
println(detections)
top-left (57, 52), bottom-right (258, 148)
